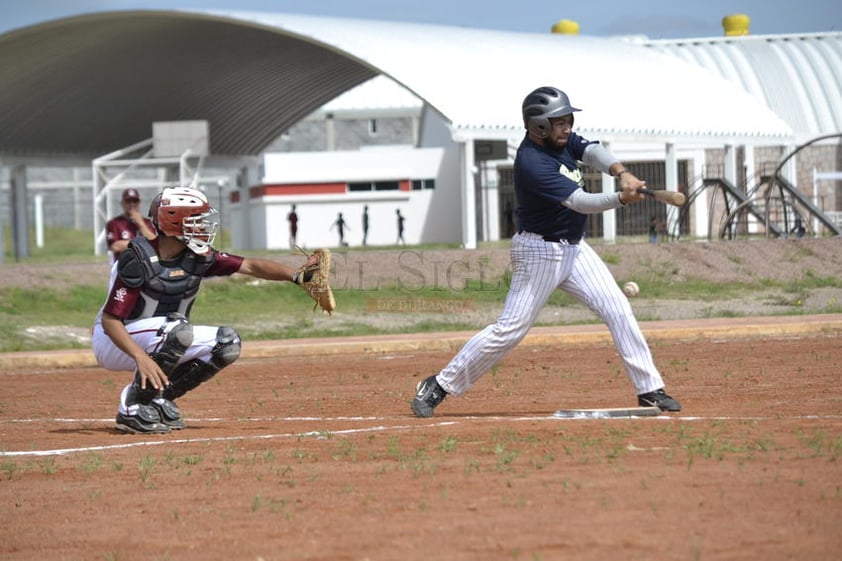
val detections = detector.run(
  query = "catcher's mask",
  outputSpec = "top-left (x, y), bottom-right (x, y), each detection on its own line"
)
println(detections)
top-left (522, 86), bottom-right (580, 138)
top-left (149, 187), bottom-right (218, 255)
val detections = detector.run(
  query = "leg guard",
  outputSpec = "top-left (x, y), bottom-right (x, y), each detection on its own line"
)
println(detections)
top-left (125, 372), bottom-right (160, 405)
top-left (120, 314), bottom-right (193, 430)
top-left (151, 312), bottom-right (194, 375)
top-left (162, 326), bottom-right (241, 400)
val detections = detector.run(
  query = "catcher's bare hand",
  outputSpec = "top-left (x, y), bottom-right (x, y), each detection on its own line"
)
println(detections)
top-left (293, 247), bottom-right (335, 314)
top-left (134, 353), bottom-right (169, 390)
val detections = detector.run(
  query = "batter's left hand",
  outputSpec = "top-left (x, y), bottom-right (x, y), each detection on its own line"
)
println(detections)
top-left (618, 172), bottom-right (646, 204)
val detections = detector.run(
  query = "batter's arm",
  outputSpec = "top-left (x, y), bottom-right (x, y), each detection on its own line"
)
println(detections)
top-left (582, 143), bottom-right (619, 173)
top-left (581, 144), bottom-right (647, 205)
top-left (611, 166), bottom-right (646, 204)
top-left (562, 188), bottom-right (626, 213)
top-left (101, 312), bottom-right (169, 391)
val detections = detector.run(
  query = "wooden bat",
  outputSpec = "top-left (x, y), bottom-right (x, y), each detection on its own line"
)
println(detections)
top-left (639, 188), bottom-right (686, 207)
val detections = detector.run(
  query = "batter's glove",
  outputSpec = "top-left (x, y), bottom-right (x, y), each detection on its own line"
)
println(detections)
top-left (292, 247), bottom-right (335, 314)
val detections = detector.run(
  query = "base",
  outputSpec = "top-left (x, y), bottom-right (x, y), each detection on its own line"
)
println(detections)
top-left (552, 406), bottom-right (661, 419)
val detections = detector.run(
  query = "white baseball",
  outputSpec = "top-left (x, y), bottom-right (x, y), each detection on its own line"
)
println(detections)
top-left (623, 281), bottom-right (639, 298)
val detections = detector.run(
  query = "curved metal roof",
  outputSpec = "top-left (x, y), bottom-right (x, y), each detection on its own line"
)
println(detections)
top-left (0, 11), bottom-right (377, 157)
top-left (0, 10), bottom-right (793, 159)
top-left (640, 32), bottom-right (842, 143)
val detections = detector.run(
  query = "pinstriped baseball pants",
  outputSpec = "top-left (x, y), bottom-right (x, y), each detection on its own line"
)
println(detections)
top-left (436, 231), bottom-right (665, 396)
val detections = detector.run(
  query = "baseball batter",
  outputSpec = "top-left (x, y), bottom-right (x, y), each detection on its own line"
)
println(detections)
top-left (92, 186), bottom-right (333, 434)
top-left (412, 86), bottom-right (681, 417)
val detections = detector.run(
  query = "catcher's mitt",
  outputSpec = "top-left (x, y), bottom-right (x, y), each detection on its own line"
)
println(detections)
top-left (293, 247), bottom-right (335, 314)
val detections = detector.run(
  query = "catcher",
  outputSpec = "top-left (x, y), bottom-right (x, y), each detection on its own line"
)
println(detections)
top-left (91, 186), bottom-right (334, 434)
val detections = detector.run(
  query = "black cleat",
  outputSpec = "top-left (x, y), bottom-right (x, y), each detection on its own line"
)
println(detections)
top-left (638, 389), bottom-right (682, 412)
top-left (115, 404), bottom-right (170, 434)
top-left (411, 375), bottom-right (448, 418)
top-left (151, 397), bottom-right (186, 430)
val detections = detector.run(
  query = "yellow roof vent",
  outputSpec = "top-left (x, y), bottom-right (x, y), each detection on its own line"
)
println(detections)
top-left (722, 14), bottom-right (750, 36)
top-left (551, 19), bottom-right (580, 35)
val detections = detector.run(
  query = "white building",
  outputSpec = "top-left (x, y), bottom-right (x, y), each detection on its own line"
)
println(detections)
top-left (0, 11), bottom-right (839, 259)
top-left (222, 12), bottom-right (841, 248)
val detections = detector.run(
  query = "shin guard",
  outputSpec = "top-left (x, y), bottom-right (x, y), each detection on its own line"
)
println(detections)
top-left (151, 312), bottom-right (194, 375)
top-left (162, 326), bottom-right (241, 400)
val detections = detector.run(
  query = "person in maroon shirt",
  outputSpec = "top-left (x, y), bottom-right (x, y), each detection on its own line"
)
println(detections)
top-left (92, 186), bottom-right (323, 434)
top-left (105, 188), bottom-right (157, 262)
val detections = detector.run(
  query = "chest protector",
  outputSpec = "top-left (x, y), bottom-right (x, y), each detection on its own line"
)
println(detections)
top-left (117, 237), bottom-right (214, 320)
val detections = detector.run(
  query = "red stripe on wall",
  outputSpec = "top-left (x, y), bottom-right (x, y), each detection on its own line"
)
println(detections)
top-left (250, 184), bottom-right (348, 198)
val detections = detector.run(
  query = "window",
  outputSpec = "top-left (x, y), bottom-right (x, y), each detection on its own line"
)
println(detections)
top-left (348, 181), bottom-right (400, 191)
top-left (411, 179), bottom-right (435, 190)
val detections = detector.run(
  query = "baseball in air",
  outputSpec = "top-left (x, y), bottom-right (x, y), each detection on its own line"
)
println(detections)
top-left (622, 281), bottom-right (640, 298)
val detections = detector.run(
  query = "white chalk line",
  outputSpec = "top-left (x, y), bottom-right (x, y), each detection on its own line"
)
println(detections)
top-left (0, 423), bottom-right (455, 457)
top-left (2, 414), bottom-right (840, 458)
top-left (5, 416), bottom-right (390, 424)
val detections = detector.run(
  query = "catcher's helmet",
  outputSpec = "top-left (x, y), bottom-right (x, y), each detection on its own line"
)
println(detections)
top-left (149, 187), bottom-right (218, 255)
top-left (522, 86), bottom-right (580, 138)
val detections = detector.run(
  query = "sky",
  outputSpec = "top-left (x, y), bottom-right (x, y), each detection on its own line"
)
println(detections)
top-left (1, 0), bottom-right (840, 38)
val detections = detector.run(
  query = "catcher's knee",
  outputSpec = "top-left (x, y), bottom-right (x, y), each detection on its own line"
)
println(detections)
top-left (210, 326), bottom-right (241, 369)
top-left (161, 326), bottom-right (240, 400)
top-left (151, 313), bottom-right (194, 375)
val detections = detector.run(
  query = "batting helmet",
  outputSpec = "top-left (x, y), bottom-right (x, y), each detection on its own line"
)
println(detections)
top-left (149, 187), bottom-right (218, 255)
top-left (522, 86), bottom-right (580, 138)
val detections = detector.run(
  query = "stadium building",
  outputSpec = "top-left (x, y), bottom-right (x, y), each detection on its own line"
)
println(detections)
top-left (0, 11), bottom-right (839, 260)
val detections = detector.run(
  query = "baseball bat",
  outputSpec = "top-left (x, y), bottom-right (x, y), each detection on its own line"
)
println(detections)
top-left (639, 188), bottom-right (686, 207)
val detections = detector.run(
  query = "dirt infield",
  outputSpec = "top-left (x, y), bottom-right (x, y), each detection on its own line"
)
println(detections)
top-left (2, 319), bottom-right (842, 561)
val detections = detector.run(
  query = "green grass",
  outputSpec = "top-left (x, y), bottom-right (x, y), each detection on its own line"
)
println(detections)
top-left (3, 226), bottom-right (101, 263)
top-left (3, 227), bottom-right (842, 352)
top-left (0, 272), bottom-right (664, 352)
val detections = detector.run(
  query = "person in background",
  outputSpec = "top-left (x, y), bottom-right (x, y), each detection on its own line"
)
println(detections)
top-left (362, 205), bottom-right (370, 246)
top-left (396, 209), bottom-right (406, 245)
top-left (106, 188), bottom-right (157, 263)
top-left (331, 212), bottom-right (350, 246)
top-left (288, 204), bottom-right (299, 247)
top-left (791, 215), bottom-right (806, 238)
top-left (649, 215), bottom-right (659, 243)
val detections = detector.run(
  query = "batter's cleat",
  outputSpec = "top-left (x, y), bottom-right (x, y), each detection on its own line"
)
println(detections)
top-left (151, 397), bottom-right (186, 430)
top-left (638, 389), bottom-right (682, 412)
top-left (115, 404), bottom-right (170, 434)
top-left (412, 375), bottom-right (448, 418)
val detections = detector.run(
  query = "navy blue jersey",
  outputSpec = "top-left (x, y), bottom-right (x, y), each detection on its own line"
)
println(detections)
top-left (513, 132), bottom-right (599, 241)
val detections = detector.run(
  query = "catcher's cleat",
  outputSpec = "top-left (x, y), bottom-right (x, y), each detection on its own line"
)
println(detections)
top-left (151, 397), bottom-right (186, 430)
top-left (115, 404), bottom-right (171, 434)
top-left (637, 388), bottom-right (682, 412)
top-left (411, 375), bottom-right (448, 418)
